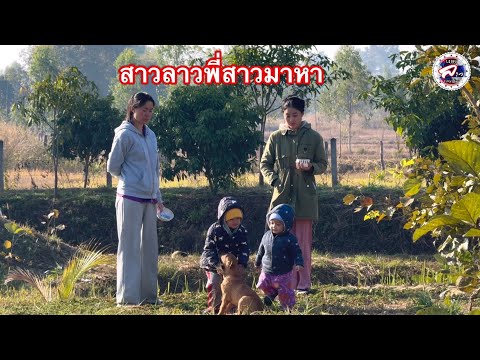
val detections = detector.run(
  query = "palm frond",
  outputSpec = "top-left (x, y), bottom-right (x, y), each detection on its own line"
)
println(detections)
top-left (57, 242), bottom-right (114, 300)
top-left (4, 268), bottom-right (52, 302)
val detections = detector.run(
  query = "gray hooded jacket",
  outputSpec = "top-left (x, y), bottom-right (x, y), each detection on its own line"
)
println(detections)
top-left (107, 121), bottom-right (162, 203)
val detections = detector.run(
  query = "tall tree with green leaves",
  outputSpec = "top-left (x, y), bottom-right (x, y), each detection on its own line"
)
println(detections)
top-left (347, 45), bottom-right (480, 307)
top-left (224, 45), bottom-right (349, 185)
top-left (153, 45), bottom-right (205, 66)
top-left (0, 76), bottom-right (15, 120)
top-left (28, 45), bottom-right (61, 83)
top-left (57, 95), bottom-right (121, 188)
top-left (109, 48), bottom-right (142, 111)
top-left (13, 67), bottom-right (98, 197)
top-left (360, 45), bottom-right (400, 78)
top-left (318, 45), bottom-right (370, 154)
top-left (3, 62), bottom-right (30, 120)
top-left (153, 84), bottom-right (262, 194)
top-left (55, 45), bottom-right (140, 96)
top-left (151, 45), bottom-right (207, 99)
top-left (365, 46), bottom-right (473, 156)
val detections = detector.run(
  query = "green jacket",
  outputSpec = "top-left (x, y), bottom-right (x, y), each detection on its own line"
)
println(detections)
top-left (260, 121), bottom-right (327, 220)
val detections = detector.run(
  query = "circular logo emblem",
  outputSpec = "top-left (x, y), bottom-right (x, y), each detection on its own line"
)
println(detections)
top-left (432, 52), bottom-right (471, 91)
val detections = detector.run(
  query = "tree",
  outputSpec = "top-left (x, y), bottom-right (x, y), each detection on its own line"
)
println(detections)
top-left (366, 46), bottom-right (472, 157)
top-left (13, 67), bottom-right (98, 198)
top-left (224, 45), bottom-right (349, 184)
top-left (0, 76), bottom-right (15, 119)
top-left (25, 45), bottom-right (138, 97)
top-left (318, 46), bottom-right (370, 154)
top-left (3, 62), bottom-right (30, 121)
top-left (57, 95), bottom-right (121, 188)
top-left (153, 84), bottom-right (262, 194)
top-left (360, 45), bottom-right (400, 78)
top-left (28, 45), bottom-right (61, 83)
top-left (391, 45), bottom-right (480, 120)
top-left (109, 48), bottom-right (142, 111)
top-left (55, 45), bottom-right (137, 96)
top-left (151, 45), bottom-right (207, 99)
top-left (153, 45), bottom-right (205, 66)
top-left (346, 45), bottom-right (480, 310)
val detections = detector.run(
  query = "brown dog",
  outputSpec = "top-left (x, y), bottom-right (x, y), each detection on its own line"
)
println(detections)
top-left (218, 253), bottom-right (264, 315)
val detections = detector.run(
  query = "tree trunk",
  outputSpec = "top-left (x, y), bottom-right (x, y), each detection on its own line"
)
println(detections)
top-left (83, 155), bottom-right (90, 188)
top-left (208, 177), bottom-right (216, 195)
top-left (348, 113), bottom-right (352, 154)
top-left (258, 115), bottom-right (267, 186)
top-left (53, 113), bottom-right (58, 199)
top-left (258, 143), bottom-right (265, 186)
top-left (461, 87), bottom-right (480, 118)
top-left (339, 122), bottom-right (342, 158)
top-left (53, 150), bottom-right (58, 198)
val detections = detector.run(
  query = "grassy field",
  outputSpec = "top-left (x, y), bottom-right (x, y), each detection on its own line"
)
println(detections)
top-left (1, 251), bottom-right (474, 315)
top-left (0, 211), bottom-right (475, 317)
top-left (3, 118), bottom-right (473, 315)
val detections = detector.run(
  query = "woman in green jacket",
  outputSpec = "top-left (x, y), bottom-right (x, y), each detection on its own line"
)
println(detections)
top-left (260, 95), bottom-right (327, 294)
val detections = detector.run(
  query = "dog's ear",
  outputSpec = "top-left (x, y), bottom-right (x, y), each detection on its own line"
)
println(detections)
top-left (225, 253), bottom-right (237, 268)
top-left (219, 253), bottom-right (227, 265)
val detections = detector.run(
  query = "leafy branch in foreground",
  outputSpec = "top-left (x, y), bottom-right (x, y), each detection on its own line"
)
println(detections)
top-left (344, 139), bottom-right (480, 311)
top-left (2, 221), bottom-right (33, 269)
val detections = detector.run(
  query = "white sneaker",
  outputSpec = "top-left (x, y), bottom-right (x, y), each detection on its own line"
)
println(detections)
top-left (295, 289), bottom-right (310, 295)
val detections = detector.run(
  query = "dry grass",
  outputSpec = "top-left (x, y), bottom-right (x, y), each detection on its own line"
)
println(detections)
top-left (5, 167), bottom-right (401, 190)
top-left (2, 114), bottom-right (408, 190)
top-left (266, 113), bottom-right (408, 163)
top-left (0, 120), bottom-right (49, 171)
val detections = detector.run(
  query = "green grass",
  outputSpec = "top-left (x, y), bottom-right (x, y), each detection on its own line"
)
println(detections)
top-left (0, 186), bottom-right (472, 315)
top-left (1, 252), bottom-right (477, 315)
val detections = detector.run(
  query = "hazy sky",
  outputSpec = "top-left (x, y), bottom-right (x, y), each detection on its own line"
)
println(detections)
top-left (0, 45), bottom-right (27, 72)
top-left (0, 45), bottom-right (415, 73)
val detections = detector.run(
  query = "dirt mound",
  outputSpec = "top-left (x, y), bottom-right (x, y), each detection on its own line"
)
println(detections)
top-left (0, 217), bottom-right (76, 282)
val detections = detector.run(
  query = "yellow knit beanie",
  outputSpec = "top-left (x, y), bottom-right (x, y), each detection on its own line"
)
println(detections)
top-left (225, 208), bottom-right (243, 221)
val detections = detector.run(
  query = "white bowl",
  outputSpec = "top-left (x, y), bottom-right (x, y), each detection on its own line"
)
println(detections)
top-left (157, 207), bottom-right (174, 222)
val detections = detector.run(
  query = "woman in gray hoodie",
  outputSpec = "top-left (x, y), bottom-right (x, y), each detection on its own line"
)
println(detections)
top-left (107, 92), bottom-right (163, 306)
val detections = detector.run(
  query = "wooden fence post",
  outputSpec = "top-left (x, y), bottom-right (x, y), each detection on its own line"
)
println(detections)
top-left (106, 164), bottom-right (112, 188)
top-left (330, 138), bottom-right (338, 187)
top-left (380, 140), bottom-right (385, 170)
top-left (324, 141), bottom-right (329, 159)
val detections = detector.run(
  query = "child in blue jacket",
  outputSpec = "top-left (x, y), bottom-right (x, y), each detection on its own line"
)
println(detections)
top-left (255, 203), bottom-right (304, 311)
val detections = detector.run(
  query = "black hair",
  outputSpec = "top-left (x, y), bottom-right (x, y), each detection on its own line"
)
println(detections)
top-left (125, 92), bottom-right (155, 122)
top-left (281, 95), bottom-right (305, 113)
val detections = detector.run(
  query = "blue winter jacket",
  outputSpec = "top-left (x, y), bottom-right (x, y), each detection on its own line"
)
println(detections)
top-left (255, 204), bottom-right (304, 275)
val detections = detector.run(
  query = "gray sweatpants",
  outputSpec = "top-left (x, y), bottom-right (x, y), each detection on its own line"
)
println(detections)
top-left (115, 196), bottom-right (159, 305)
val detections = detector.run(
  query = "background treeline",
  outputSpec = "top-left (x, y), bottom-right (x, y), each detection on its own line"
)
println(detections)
top-left (1, 45), bottom-right (470, 196)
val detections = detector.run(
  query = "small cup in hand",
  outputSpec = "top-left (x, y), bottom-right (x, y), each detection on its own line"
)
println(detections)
top-left (295, 158), bottom-right (310, 169)
top-left (157, 207), bottom-right (174, 222)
